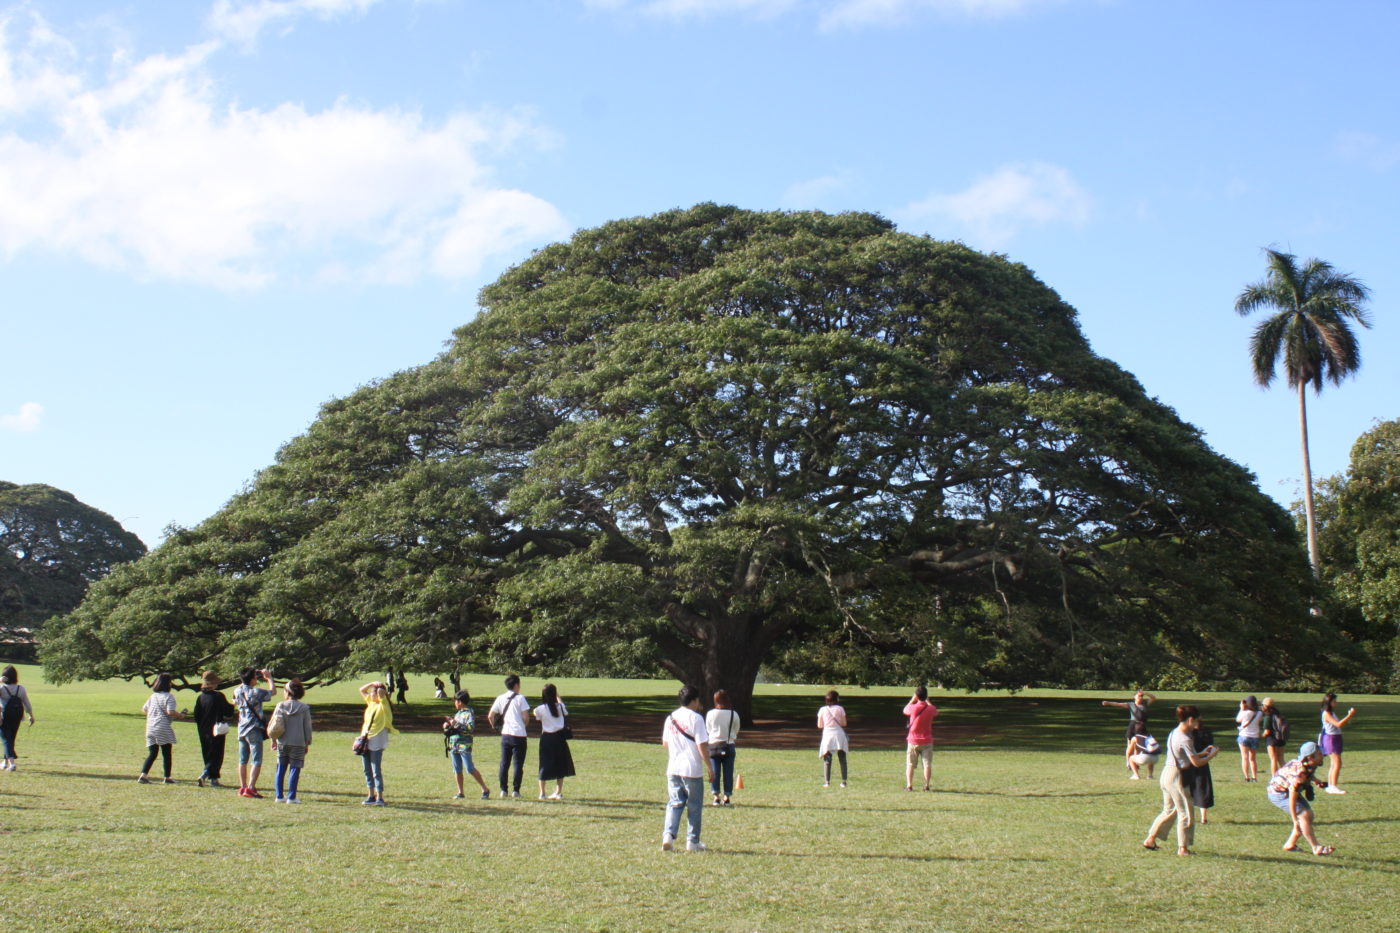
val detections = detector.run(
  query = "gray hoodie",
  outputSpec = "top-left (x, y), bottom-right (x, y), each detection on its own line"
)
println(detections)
top-left (274, 699), bottom-right (313, 748)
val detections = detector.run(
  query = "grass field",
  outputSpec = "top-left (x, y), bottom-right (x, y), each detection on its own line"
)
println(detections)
top-left (1, 665), bottom-right (1397, 932)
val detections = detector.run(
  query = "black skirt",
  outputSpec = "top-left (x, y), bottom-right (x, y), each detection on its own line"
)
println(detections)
top-left (538, 730), bottom-right (576, 780)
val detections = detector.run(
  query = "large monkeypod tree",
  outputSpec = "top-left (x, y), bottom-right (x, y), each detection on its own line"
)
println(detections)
top-left (43, 206), bottom-right (1346, 713)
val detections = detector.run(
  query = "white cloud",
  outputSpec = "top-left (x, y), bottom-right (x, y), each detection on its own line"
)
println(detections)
top-left (897, 162), bottom-right (1091, 247)
top-left (208, 0), bottom-right (384, 46)
top-left (1334, 131), bottom-right (1400, 173)
top-left (0, 402), bottom-right (42, 432)
top-left (586, 0), bottom-right (1064, 26)
top-left (780, 171), bottom-right (854, 209)
top-left (583, 0), bottom-right (797, 18)
top-left (0, 12), bottom-right (567, 288)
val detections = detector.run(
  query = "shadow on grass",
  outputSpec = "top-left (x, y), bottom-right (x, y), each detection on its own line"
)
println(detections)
top-left (1220, 851), bottom-right (1400, 873)
top-left (717, 847), bottom-right (1052, 864)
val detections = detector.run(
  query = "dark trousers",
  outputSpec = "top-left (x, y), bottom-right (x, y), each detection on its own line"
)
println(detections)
top-left (499, 735), bottom-right (527, 793)
top-left (198, 728), bottom-right (226, 781)
top-left (142, 743), bottom-right (173, 778)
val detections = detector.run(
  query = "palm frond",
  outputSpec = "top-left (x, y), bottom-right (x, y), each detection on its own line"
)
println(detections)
top-left (1248, 316), bottom-right (1289, 386)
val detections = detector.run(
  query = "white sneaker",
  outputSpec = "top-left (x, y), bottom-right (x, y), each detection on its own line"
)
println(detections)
top-left (1129, 774), bottom-right (1140, 780)
top-left (661, 835), bottom-right (674, 852)
top-left (1325, 786), bottom-right (1347, 795)
top-left (547, 792), bottom-right (563, 800)
top-left (286, 798), bottom-right (302, 804)
top-left (538, 792), bottom-right (547, 799)
top-left (686, 841), bottom-right (708, 852)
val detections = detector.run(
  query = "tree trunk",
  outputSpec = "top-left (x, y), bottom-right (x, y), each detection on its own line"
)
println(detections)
top-left (1298, 383), bottom-right (1320, 577)
top-left (666, 622), bottom-right (768, 726)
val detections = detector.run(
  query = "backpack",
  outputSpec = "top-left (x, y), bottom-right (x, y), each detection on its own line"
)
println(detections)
top-left (1271, 711), bottom-right (1290, 745)
top-left (266, 704), bottom-right (288, 741)
top-left (0, 685), bottom-right (22, 722)
top-left (1143, 735), bottom-right (1161, 755)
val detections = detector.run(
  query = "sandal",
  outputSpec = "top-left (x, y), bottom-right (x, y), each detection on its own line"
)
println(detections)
top-left (1282, 844), bottom-right (1298, 852)
top-left (1312, 845), bottom-right (1334, 856)
top-left (1141, 842), bottom-right (1159, 851)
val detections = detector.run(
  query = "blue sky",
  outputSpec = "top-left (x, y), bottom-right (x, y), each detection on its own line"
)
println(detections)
top-left (3, 0), bottom-right (1397, 548)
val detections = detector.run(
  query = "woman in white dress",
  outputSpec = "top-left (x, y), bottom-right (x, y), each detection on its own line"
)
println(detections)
top-left (817, 690), bottom-right (849, 788)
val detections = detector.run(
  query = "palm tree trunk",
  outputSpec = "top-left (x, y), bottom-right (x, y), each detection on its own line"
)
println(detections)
top-left (1297, 383), bottom-right (1320, 576)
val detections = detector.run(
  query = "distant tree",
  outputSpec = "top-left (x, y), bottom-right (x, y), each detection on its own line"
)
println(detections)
top-left (1236, 249), bottom-right (1373, 575)
top-left (0, 482), bottom-right (146, 657)
top-left (43, 207), bottom-right (1348, 715)
top-left (1313, 418), bottom-right (1400, 690)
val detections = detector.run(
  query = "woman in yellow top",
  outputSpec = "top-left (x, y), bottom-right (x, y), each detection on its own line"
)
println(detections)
top-left (359, 681), bottom-right (400, 806)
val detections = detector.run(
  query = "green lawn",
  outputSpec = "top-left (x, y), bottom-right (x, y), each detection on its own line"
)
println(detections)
top-left (2, 666), bottom-right (1397, 932)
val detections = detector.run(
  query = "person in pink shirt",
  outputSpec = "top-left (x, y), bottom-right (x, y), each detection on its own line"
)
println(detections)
top-left (903, 685), bottom-right (938, 791)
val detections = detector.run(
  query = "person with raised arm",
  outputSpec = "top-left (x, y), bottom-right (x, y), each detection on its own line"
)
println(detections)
top-left (1318, 693), bottom-right (1356, 794)
top-left (358, 680), bottom-right (398, 806)
top-left (903, 686), bottom-right (938, 792)
top-left (234, 667), bottom-right (275, 798)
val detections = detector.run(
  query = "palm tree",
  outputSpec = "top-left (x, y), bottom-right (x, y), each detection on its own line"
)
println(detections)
top-left (1235, 248), bottom-right (1372, 575)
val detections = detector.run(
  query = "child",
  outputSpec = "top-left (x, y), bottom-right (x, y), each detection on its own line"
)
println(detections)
top-left (270, 679), bottom-right (312, 803)
top-left (1267, 741), bottom-right (1333, 856)
top-left (1126, 721), bottom-right (1161, 780)
top-left (818, 690), bottom-right (849, 788)
top-left (444, 690), bottom-right (490, 800)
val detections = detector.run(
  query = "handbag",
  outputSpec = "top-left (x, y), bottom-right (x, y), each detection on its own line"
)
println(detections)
top-left (212, 721), bottom-right (230, 737)
top-left (559, 717), bottom-right (573, 741)
top-left (352, 734), bottom-right (370, 756)
top-left (266, 705), bottom-right (287, 741)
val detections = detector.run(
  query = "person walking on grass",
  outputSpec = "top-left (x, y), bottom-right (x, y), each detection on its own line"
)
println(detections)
top-left (1261, 697), bottom-right (1289, 777)
top-left (270, 678), bottom-right (312, 804)
top-left (444, 690), bottom-right (490, 800)
top-left (818, 690), bottom-right (849, 788)
top-left (193, 670), bottom-right (235, 787)
top-left (1318, 693), bottom-right (1356, 795)
top-left (661, 684), bottom-right (714, 853)
top-left (233, 667), bottom-right (275, 798)
top-left (903, 686), bottom-right (938, 791)
top-left (358, 680), bottom-right (398, 806)
top-left (488, 675), bottom-right (530, 798)
top-left (0, 665), bottom-right (35, 772)
top-left (1236, 695), bottom-right (1264, 782)
top-left (1267, 741), bottom-right (1333, 856)
top-left (534, 683), bottom-right (575, 800)
top-left (706, 689), bottom-right (740, 805)
top-left (137, 672), bottom-right (185, 784)
top-left (1142, 705), bottom-right (1218, 856)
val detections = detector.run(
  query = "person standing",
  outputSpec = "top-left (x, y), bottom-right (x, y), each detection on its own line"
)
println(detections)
top-left (1187, 719), bottom-right (1216, 825)
top-left (358, 680), bottom-right (398, 806)
top-left (903, 686), bottom-right (938, 792)
top-left (706, 690), bottom-right (740, 805)
top-left (1142, 705), bottom-right (1218, 856)
top-left (1319, 693), bottom-right (1356, 794)
top-left (137, 672), bottom-right (185, 784)
top-left (488, 675), bottom-right (531, 798)
top-left (533, 683), bottom-right (575, 800)
top-left (233, 667), bottom-right (275, 798)
top-left (1267, 741), bottom-right (1333, 856)
top-left (817, 690), bottom-right (849, 788)
top-left (1260, 697), bottom-right (1289, 777)
top-left (192, 671), bottom-right (235, 787)
top-left (1102, 689), bottom-right (1156, 744)
top-left (395, 671), bottom-right (409, 705)
top-left (0, 665), bottom-right (35, 771)
top-left (444, 690), bottom-right (490, 800)
top-left (270, 679), bottom-right (312, 804)
top-left (661, 684), bottom-right (713, 853)
top-left (1236, 695), bottom-right (1264, 782)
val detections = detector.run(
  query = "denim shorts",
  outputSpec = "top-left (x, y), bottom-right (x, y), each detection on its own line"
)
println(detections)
top-left (238, 733), bottom-right (265, 766)
top-left (1237, 735), bottom-right (1259, 749)
top-left (1267, 789), bottom-right (1311, 814)
top-left (449, 748), bottom-right (476, 774)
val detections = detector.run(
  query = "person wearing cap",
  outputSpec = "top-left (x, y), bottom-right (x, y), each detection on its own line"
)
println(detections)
top-left (1266, 741), bottom-right (1333, 856)
top-left (192, 671), bottom-right (236, 787)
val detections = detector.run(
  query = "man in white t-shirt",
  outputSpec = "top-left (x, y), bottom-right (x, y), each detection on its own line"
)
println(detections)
top-left (661, 684), bottom-right (714, 852)
top-left (488, 674), bottom-right (531, 798)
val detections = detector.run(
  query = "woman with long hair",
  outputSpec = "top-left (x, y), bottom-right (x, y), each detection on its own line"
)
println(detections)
top-left (358, 681), bottom-right (398, 806)
top-left (706, 690), bottom-right (740, 806)
top-left (0, 665), bottom-right (35, 771)
top-left (817, 690), bottom-right (849, 788)
top-left (1319, 693), bottom-right (1356, 795)
top-left (1260, 697), bottom-right (1287, 777)
top-left (138, 672), bottom-right (186, 784)
top-left (1143, 705), bottom-right (1218, 856)
top-left (533, 683), bottom-right (574, 800)
top-left (1236, 695), bottom-right (1263, 782)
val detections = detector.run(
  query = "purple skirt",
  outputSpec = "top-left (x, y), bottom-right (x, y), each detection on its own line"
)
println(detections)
top-left (1320, 733), bottom-right (1344, 756)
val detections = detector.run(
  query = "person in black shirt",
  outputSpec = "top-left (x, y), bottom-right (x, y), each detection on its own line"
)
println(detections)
top-left (193, 671), bottom-right (236, 787)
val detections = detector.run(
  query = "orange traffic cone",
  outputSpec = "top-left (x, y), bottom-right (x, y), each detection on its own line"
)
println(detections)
top-left (736, 773), bottom-right (744, 790)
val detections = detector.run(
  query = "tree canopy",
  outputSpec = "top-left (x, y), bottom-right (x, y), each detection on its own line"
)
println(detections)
top-left (1314, 418), bottom-right (1400, 691)
top-left (1, 482), bottom-right (147, 658)
top-left (41, 206), bottom-right (1349, 709)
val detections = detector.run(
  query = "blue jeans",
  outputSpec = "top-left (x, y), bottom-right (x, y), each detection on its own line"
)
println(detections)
top-left (362, 748), bottom-right (384, 794)
top-left (238, 733), bottom-right (265, 766)
top-left (709, 745), bottom-right (735, 797)
top-left (664, 775), bottom-right (705, 845)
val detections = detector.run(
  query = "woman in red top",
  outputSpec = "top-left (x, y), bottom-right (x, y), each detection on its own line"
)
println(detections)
top-left (902, 685), bottom-right (938, 791)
